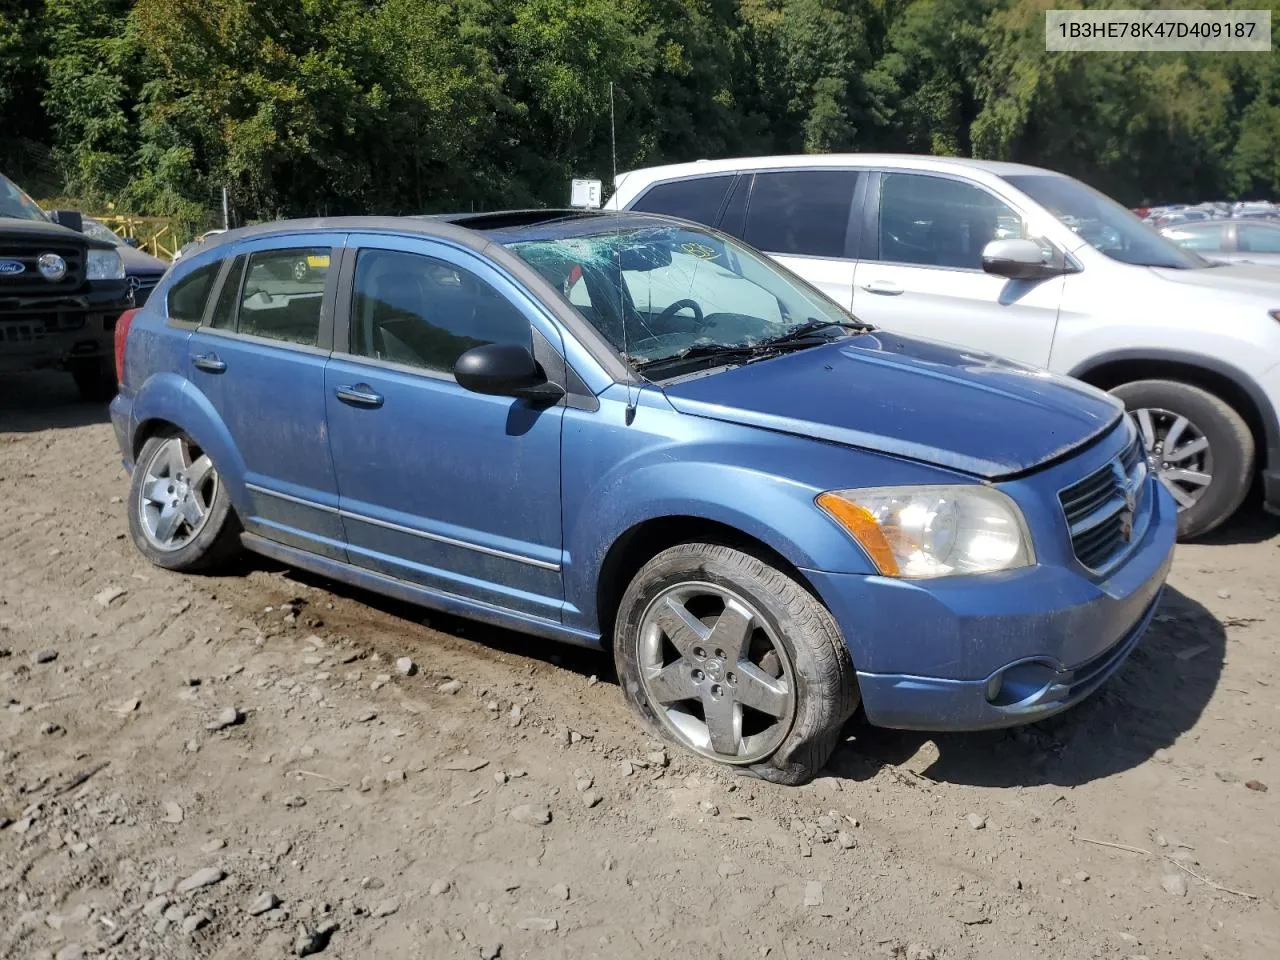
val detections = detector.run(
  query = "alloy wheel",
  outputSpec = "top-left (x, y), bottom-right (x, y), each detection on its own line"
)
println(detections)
top-left (1131, 407), bottom-right (1213, 510)
top-left (636, 582), bottom-right (797, 764)
top-left (137, 436), bottom-right (218, 551)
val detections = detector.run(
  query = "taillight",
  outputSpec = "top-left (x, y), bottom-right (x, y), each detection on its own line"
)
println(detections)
top-left (114, 308), bottom-right (139, 383)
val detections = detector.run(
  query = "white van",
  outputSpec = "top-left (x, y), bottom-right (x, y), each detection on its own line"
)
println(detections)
top-left (606, 154), bottom-right (1280, 538)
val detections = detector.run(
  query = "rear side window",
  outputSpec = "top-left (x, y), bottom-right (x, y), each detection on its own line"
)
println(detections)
top-left (629, 175), bottom-right (734, 228)
top-left (743, 170), bottom-right (859, 258)
top-left (166, 261), bottom-right (220, 324)
top-left (1164, 224), bottom-right (1225, 252)
top-left (233, 248), bottom-right (331, 346)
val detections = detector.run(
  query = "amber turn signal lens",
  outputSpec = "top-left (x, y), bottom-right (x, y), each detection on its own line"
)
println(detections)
top-left (815, 492), bottom-right (900, 576)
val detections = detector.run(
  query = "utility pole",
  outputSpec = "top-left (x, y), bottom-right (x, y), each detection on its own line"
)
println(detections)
top-left (221, 186), bottom-right (230, 230)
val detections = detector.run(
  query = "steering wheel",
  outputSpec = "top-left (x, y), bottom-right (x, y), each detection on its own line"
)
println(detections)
top-left (655, 298), bottom-right (706, 330)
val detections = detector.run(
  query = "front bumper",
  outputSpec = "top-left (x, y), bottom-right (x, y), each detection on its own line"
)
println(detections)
top-left (804, 478), bottom-right (1178, 731)
top-left (0, 283), bottom-right (132, 373)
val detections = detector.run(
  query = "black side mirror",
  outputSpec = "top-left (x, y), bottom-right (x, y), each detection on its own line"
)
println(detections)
top-left (124, 237), bottom-right (140, 248)
top-left (981, 239), bottom-right (1062, 280)
top-left (50, 210), bottom-right (84, 233)
top-left (454, 343), bottom-right (565, 403)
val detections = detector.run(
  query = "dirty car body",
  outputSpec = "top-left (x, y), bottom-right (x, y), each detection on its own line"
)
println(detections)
top-left (110, 211), bottom-right (1177, 781)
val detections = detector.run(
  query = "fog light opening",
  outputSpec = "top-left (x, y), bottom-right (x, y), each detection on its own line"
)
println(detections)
top-left (985, 660), bottom-right (1061, 709)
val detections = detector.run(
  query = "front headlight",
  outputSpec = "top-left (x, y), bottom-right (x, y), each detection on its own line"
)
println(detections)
top-left (816, 485), bottom-right (1035, 578)
top-left (86, 249), bottom-right (125, 280)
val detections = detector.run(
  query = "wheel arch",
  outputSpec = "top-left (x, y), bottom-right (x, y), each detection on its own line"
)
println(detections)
top-left (1069, 350), bottom-right (1278, 472)
top-left (594, 515), bottom-right (823, 648)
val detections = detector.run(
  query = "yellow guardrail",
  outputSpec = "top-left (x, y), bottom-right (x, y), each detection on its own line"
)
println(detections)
top-left (94, 215), bottom-right (185, 261)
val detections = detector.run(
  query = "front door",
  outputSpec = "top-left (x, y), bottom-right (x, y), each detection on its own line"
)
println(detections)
top-left (850, 171), bottom-right (1064, 368)
top-left (185, 237), bottom-right (347, 560)
top-left (324, 236), bottom-right (565, 621)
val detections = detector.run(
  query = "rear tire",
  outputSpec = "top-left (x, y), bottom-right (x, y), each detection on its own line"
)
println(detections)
top-left (1110, 379), bottom-right (1254, 539)
top-left (127, 430), bottom-right (242, 572)
top-left (71, 358), bottom-right (117, 403)
top-left (613, 543), bottom-right (858, 786)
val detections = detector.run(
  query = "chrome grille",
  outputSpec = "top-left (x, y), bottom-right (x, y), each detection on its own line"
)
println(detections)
top-left (0, 242), bottom-right (86, 293)
top-left (1059, 433), bottom-right (1147, 572)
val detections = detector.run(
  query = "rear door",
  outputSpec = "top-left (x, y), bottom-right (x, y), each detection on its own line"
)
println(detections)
top-left (185, 235), bottom-right (347, 560)
top-left (730, 169), bottom-right (862, 310)
top-left (849, 171), bottom-right (1064, 367)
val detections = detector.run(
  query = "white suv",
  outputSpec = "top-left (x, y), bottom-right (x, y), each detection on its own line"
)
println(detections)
top-left (606, 154), bottom-right (1280, 538)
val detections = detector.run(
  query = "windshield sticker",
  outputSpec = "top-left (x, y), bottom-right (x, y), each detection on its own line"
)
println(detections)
top-left (680, 241), bottom-right (720, 262)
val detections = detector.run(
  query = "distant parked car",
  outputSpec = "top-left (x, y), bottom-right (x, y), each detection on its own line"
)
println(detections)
top-left (111, 211), bottom-right (1176, 784)
top-left (1162, 219), bottom-right (1280, 267)
top-left (81, 217), bottom-right (168, 306)
top-left (608, 154), bottom-right (1280, 538)
top-left (173, 229), bottom-right (227, 263)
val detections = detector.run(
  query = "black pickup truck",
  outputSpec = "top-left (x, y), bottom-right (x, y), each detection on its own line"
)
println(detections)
top-left (1, 172), bottom-right (135, 400)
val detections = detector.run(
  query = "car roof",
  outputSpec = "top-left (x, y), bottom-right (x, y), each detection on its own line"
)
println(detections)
top-left (612, 153), bottom-right (1057, 195)
top-left (191, 210), bottom-right (687, 256)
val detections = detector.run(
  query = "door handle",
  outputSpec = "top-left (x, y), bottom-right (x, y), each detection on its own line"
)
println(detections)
top-left (192, 352), bottom-right (226, 373)
top-left (335, 384), bottom-right (384, 408)
top-left (861, 281), bottom-right (904, 296)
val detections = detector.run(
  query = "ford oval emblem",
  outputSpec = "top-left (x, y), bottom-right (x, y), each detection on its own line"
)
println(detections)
top-left (0, 259), bottom-right (25, 276)
top-left (37, 253), bottom-right (67, 282)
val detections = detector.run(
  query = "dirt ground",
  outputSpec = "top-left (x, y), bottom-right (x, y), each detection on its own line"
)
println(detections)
top-left (2, 372), bottom-right (1278, 960)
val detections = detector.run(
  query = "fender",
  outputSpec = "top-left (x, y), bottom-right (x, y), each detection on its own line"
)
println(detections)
top-left (130, 372), bottom-right (251, 517)
top-left (1067, 348), bottom-right (1280, 464)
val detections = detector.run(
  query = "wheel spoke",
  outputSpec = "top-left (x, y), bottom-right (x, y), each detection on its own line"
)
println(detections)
top-left (158, 438), bottom-right (185, 478)
top-left (733, 662), bottom-right (790, 718)
top-left (645, 662), bottom-right (697, 705)
top-left (705, 599), bottom-right (754, 661)
top-left (153, 506), bottom-right (184, 543)
top-left (187, 453), bottom-right (214, 489)
top-left (1158, 473), bottom-right (1196, 507)
top-left (1164, 435), bottom-right (1208, 462)
top-left (1164, 467), bottom-right (1211, 487)
top-left (1134, 409), bottom-right (1157, 449)
top-left (180, 497), bottom-right (206, 529)
top-left (702, 695), bottom-right (741, 756)
top-left (142, 478), bottom-right (170, 506)
top-left (1163, 416), bottom-right (1190, 452)
top-left (655, 596), bottom-right (708, 653)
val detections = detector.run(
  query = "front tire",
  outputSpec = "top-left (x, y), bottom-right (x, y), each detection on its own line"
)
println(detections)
top-left (1110, 379), bottom-right (1254, 539)
top-left (127, 431), bottom-right (242, 572)
top-left (613, 543), bottom-right (858, 786)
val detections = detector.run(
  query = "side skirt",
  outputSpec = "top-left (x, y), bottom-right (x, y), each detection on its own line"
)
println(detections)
top-left (241, 532), bottom-right (603, 651)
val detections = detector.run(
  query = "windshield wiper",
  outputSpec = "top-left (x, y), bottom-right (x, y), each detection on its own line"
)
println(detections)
top-left (765, 317), bottom-right (873, 346)
top-left (634, 337), bottom-right (821, 373)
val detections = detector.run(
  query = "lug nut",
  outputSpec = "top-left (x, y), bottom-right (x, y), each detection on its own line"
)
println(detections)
top-left (691, 668), bottom-right (704, 682)
top-left (714, 648), bottom-right (726, 659)
top-left (692, 647), bottom-right (706, 660)
top-left (726, 671), bottom-right (737, 685)
top-left (710, 684), bottom-right (723, 698)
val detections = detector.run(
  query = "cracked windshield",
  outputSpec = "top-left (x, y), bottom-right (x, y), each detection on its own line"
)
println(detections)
top-left (506, 224), bottom-right (858, 372)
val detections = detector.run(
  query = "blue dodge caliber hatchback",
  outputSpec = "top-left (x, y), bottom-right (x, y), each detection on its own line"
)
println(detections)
top-left (111, 211), bottom-right (1176, 784)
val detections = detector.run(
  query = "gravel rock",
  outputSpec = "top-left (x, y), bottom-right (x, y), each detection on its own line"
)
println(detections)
top-left (32, 649), bottom-right (58, 664)
top-left (177, 867), bottom-right (226, 894)
top-left (480, 943), bottom-right (502, 960)
top-left (385, 769), bottom-right (406, 783)
top-left (717, 861), bottom-right (744, 878)
top-left (966, 813), bottom-right (987, 830)
top-left (437, 679), bottom-right (463, 695)
top-left (517, 917), bottom-right (559, 932)
top-left (183, 911), bottom-right (211, 934)
top-left (282, 794), bottom-right (308, 808)
top-left (161, 801), bottom-right (184, 824)
top-left (837, 831), bottom-right (857, 849)
top-left (548, 882), bottom-right (570, 901)
top-left (142, 896), bottom-right (169, 919)
top-left (804, 881), bottom-right (824, 907)
top-left (355, 709), bottom-right (377, 723)
top-left (205, 707), bottom-right (242, 731)
top-left (54, 946), bottom-right (86, 960)
top-left (395, 657), bottom-right (416, 676)
top-left (248, 892), bottom-right (281, 916)
top-left (582, 789), bottom-right (602, 809)
top-left (1161, 873), bottom-right (1188, 896)
top-left (373, 898), bottom-right (400, 917)
top-left (429, 879), bottom-right (452, 896)
top-left (906, 945), bottom-right (937, 960)
top-left (700, 801), bottom-right (720, 817)
top-left (509, 804), bottom-right (552, 826)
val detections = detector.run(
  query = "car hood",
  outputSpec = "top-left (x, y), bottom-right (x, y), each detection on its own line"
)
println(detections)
top-left (660, 333), bottom-right (1124, 479)
top-left (1149, 262), bottom-right (1280, 297)
top-left (116, 243), bottom-right (168, 275)
top-left (0, 215), bottom-right (113, 249)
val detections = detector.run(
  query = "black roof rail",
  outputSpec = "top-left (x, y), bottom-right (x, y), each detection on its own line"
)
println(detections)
top-left (412, 209), bottom-right (608, 230)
